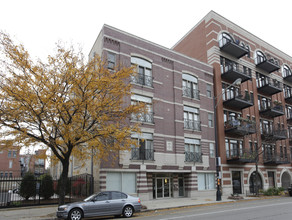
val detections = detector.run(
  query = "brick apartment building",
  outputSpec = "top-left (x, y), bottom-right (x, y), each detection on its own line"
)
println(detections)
top-left (88, 25), bottom-right (216, 200)
top-left (0, 147), bottom-right (21, 178)
top-left (173, 11), bottom-right (292, 196)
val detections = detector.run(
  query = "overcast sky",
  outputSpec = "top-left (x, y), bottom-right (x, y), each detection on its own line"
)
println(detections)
top-left (1, 0), bottom-right (292, 62)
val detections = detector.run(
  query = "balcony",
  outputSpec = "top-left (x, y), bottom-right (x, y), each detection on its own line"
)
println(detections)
top-left (284, 91), bottom-right (292, 104)
top-left (131, 73), bottom-right (153, 87)
top-left (223, 91), bottom-right (254, 110)
top-left (219, 36), bottom-right (248, 58)
top-left (264, 154), bottom-right (290, 165)
top-left (185, 151), bottom-right (202, 163)
top-left (255, 57), bottom-right (280, 73)
top-left (221, 62), bottom-right (251, 83)
top-left (284, 74), bottom-right (292, 83)
top-left (132, 112), bottom-right (154, 123)
top-left (184, 119), bottom-right (201, 131)
top-left (182, 87), bottom-right (200, 100)
top-left (259, 103), bottom-right (284, 118)
top-left (257, 78), bottom-right (282, 96)
top-left (131, 148), bottom-right (154, 161)
top-left (225, 119), bottom-right (256, 137)
top-left (261, 128), bottom-right (287, 142)
top-left (226, 149), bottom-right (256, 164)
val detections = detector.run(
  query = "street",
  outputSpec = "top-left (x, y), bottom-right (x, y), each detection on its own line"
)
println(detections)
top-left (130, 197), bottom-right (292, 220)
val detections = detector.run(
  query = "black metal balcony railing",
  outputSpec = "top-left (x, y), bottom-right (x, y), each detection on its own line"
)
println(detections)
top-left (182, 87), bottom-right (200, 100)
top-left (131, 112), bottom-right (154, 123)
top-left (224, 119), bottom-right (256, 136)
top-left (263, 154), bottom-right (290, 165)
top-left (223, 90), bottom-right (254, 110)
top-left (259, 103), bottom-right (284, 118)
top-left (257, 77), bottom-right (282, 96)
top-left (283, 72), bottom-right (292, 83)
top-left (284, 90), bottom-right (292, 104)
top-left (255, 56), bottom-right (280, 73)
top-left (184, 119), bottom-right (201, 131)
top-left (261, 128), bottom-right (287, 141)
top-left (221, 62), bottom-right (252, 83)
top-left (219, 36), bottom-right (249, 58)
top-left (131, 148), bottom-right (154, 161)
top-left (226, 149), bottom-right (257, 163)
top-left (131, 74), bottom-right (153, 87)
top-left (185, 151), bottom-right (202, 163)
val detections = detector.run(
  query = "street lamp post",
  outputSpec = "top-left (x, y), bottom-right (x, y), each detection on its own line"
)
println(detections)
top-left (214, 78), bottom-right (242, 201)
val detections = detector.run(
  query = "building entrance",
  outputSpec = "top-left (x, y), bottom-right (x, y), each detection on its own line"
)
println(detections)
top-left (153, 177), bottom-right (171, 199)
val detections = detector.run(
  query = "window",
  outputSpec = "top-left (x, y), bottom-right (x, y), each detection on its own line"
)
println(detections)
top-left (7, 151), bottom-right (12, 158)
top-left (218, 32), bottom-right (232, 48)
top-left (112, 191), bottom-right (127, 200)
top-left (131, 133), bottom-right (154, 161)
top-left (258, 96), bottom-right (271, 111)
top-left (4, 172), bottom-right (8, 178)
top-left (182, 74), bottom-right (199, 99)
top-left (13, 151), bottom-right (17, 158)
top-left (0, 173), bottom-right (3, 178)
top-left (198, 173), bottom-right (215, 190)
top-left (107, 52), bottom-right (116, 70)
top-left (95, 192), bottom-right (110, 201)
top-left (184, 138), bottom-right (201, 162)
top-left (208, 113), bottom-right (214, 127)
top-left (106, 172), bottom-right (136, 193)
top-left (206, 84), bottom-right (212, 98)
top-left (225, 139), bottom-right (243, 158)
top-left (9, 160), bottom-right (12, 169)
top-left (255, 51), bottom-right (266, 64)
top-left (131, 94), bottom-right (153, 123)
top-left (282, 65), bottom-right (292, 78)
top-left (184, 106), bottom-right (200, 131)
top-left (9, 173), bottom-right (12, 178)
top-left (131, 57), bottom-right (152, 87)
top-left (284, 84), bottom-right (292, 99)
top-left (209, 143), bottom-right (215, 158)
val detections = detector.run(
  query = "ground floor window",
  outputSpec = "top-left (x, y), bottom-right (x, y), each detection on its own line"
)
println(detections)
top-left (106, 172), bottom-right (136, 193)
top-left (197, 173), bottom-right (215, 190)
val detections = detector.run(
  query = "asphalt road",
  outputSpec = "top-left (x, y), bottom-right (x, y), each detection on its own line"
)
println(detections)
top-left (129, 197), bottom-right (292, 220)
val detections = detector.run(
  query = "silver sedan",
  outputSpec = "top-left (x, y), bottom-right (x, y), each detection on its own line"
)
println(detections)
top-left (56, 191), bottom-right (142, 220)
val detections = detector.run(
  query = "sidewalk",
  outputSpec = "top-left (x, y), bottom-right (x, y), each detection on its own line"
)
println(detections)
top-left (0, 195), bottom-right (259, 220)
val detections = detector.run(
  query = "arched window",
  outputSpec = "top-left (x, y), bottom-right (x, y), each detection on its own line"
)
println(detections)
top-left (131, 57), bottom-right (152, 87)
top-left (282, 65), bottom-right (292, 78)
top-left (255, 51), bottom-right (266, 65)
top-left (218, 32), bottom-right (233, 47)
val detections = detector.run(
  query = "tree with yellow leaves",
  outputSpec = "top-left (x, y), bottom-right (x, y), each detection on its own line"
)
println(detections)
top-left (0, 31), bottom-right (145, 205)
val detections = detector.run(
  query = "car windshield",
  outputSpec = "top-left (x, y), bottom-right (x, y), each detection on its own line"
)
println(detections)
top-left (84, 194), bottom-right (97, 202)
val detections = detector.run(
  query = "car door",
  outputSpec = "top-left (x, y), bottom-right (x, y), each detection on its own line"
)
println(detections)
top-left (83, 192), bottom-right (111, 217)
top-left (107, 192), bottom-right (128, 215)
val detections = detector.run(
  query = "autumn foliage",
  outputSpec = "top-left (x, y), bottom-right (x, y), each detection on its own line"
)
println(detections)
top-left (0, 31), bottom-right (144, 204)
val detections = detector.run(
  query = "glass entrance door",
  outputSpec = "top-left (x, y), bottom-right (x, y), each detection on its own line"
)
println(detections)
top-left (178, 177), bottom-right (184, 197)
top-left (155, 178), bottom-right (171, 198)
top-left (232, 171), bottom-right (242, 194)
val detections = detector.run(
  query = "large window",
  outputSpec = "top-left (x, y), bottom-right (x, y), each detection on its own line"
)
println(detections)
top-left (225, 139), bottom-right (243, 158)
top-left (282, 65), bottom-right (292, 78)
top-left (182, 74), bottom-right (199, 99)
top-left (198, 173), bottom-right (215, 190)
top-left (184, 106), bottom-right (201, 131)
top-left (106, 172), bottom-right (136, 194)
top-left (131, 133), bottom-right (154, 161)
top-left (131, 57), bottom-right (152, 87)
top-left (184, 138), bottom-right (201, 162)
top-left (258, 95), bottom-right (271, 111)
top-left (131, 94), bottom-right (153, 123)
top-left (107, 52), bottom-right (116, 69)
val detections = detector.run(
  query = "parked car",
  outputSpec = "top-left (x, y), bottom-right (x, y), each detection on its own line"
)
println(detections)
top-left (56, 191), bottom-right (141, 220)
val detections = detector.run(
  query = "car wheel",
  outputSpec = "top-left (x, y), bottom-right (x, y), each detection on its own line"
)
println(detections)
top-left (68, 208), bottom-right (83, 220)
top-left (123, 205), bottom-right (133, 218)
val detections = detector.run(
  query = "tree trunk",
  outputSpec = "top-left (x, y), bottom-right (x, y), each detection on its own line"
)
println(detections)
top-left (59, 160), bottom-right (69, 206)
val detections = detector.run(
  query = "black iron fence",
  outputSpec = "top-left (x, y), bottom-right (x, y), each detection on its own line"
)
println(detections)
top-left (0, 173), bottom-right (94, 208)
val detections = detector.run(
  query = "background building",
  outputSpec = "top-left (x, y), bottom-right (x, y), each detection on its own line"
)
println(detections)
top-left (173, 11), bottom-right (292, 196)
top-left (0, 147), bottom-right (21, 178)
top-left (89, 25), bottom-right (215, 200)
